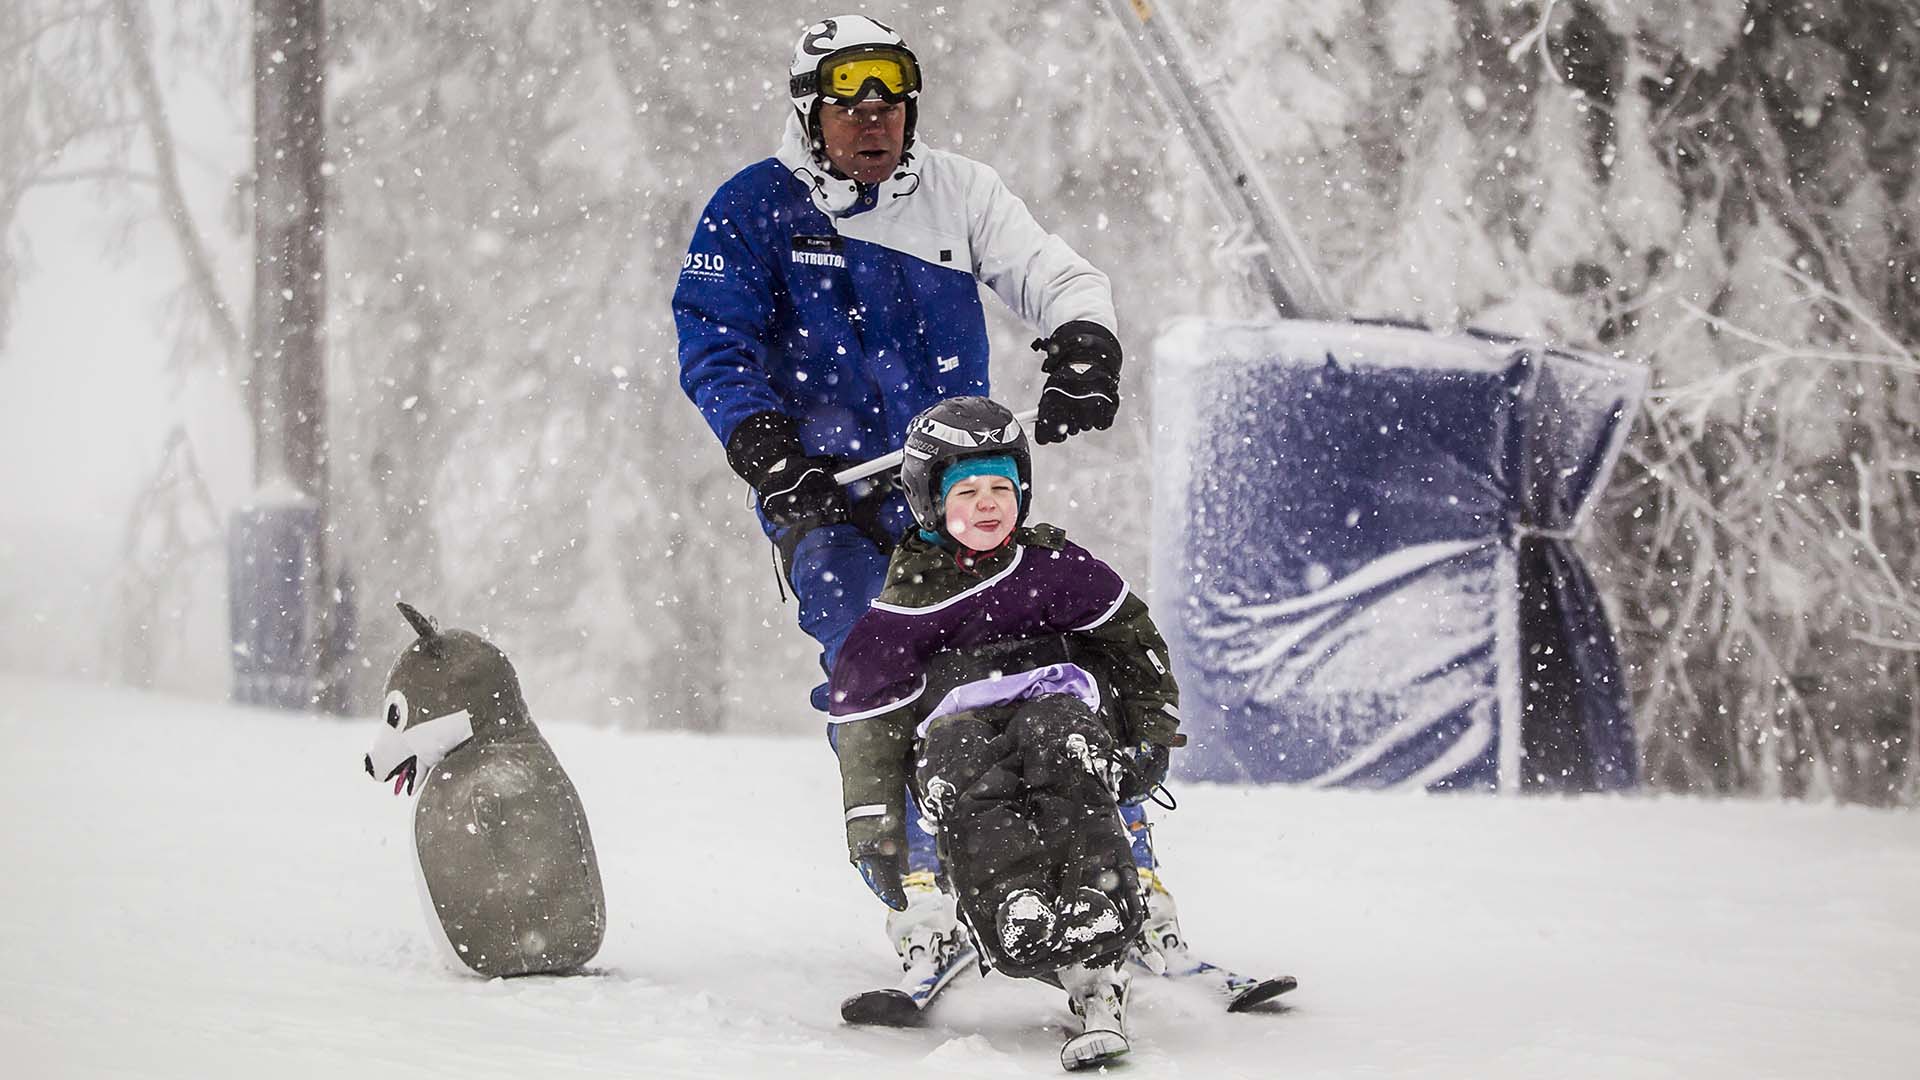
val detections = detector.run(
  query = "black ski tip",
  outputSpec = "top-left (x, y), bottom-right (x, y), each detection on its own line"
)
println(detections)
top-left (1227, 975), bottom-right (1299, 1013)
top-left (841, 988), bottom-right (926, 1027)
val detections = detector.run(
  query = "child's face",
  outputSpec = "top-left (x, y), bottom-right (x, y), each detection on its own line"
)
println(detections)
top-left (943, 474), bottom-right (1019, 551)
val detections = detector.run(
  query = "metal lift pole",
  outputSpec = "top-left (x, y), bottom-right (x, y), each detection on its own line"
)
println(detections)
top-left (1095, 0), bottom-right (1339, 320)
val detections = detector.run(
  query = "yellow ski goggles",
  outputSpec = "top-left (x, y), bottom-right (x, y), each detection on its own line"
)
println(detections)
top-left (792, 46), bottom-right (922, 105)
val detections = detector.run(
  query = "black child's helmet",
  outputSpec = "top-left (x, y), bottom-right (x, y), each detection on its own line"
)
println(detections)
top-left (900, 397), bottom-right (1033, 539)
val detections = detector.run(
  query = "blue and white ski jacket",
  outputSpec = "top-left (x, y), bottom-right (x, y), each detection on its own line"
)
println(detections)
top-left (673, 115), bottom-right (1117, 476)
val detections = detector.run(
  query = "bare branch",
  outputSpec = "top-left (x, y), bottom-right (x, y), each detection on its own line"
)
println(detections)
top-left (1763, 257), bottom-right (1920, 365)
top-left (36, 166), bottom-right (156, 187)
top-left (108, 0), bottom-right (242, 364)
top-left (1504, 0), bottom-right (1566, 85)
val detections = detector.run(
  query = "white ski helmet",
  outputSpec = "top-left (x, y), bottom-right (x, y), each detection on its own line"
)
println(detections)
top-left (789, 15), bottom-right (922, 151)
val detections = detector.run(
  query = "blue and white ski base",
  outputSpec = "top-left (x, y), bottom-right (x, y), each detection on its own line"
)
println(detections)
top-left (1146, 954), bottom-right (1298, 1012)
top-left (840, 941), bottom-right (980, 1026)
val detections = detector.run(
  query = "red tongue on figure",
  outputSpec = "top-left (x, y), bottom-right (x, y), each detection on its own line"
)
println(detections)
top-left (392, 759), bottom-right (415, 796)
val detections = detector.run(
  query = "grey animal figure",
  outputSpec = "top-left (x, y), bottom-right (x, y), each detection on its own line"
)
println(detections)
top-left (364, 602), bottom-right (605, 977)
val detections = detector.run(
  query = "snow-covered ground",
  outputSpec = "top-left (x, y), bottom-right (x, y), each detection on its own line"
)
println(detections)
top-left (3, 675), bottom-right (1916, 1079)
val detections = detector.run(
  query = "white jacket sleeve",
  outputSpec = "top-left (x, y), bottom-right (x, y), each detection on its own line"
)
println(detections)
top-left (967, 163), bottom-right (1118, 337)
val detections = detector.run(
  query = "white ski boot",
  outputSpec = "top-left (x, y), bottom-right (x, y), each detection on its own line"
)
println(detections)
top-left (1057, 961), bottom-right (1131, 1071)
top-left (1128, 868), bottom-right (1188, 975)
top-left (886, 874), bottom-right (968, 971)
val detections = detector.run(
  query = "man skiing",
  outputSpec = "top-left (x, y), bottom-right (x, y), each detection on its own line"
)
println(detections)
top-left (672, 13), bottom-right (1186, 991)
top-left (829, 397), bottom-right (1177, 1068)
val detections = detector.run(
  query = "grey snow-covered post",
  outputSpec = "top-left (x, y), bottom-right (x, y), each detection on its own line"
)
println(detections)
top-left (229, 0), bottom-right (334, 711)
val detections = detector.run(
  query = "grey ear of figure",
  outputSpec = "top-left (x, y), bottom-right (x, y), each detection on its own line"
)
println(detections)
top-left (397, 601), bottom-right (439, 642)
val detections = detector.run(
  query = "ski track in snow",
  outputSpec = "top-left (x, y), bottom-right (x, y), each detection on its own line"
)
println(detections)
top-left (2, 676), bottom-right (1917, 1078)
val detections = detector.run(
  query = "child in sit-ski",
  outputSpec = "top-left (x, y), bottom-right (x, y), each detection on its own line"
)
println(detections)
top-left (828, 396), bottom-right (1183, 1067)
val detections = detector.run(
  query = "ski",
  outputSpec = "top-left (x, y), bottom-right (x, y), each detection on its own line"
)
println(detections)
top-left (840, 939), bottom-right (979, 1026)
top-left (1137, 950), bottom-right (1298, 1012)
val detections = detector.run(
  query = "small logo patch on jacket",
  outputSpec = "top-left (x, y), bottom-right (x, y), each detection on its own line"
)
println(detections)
top-left (681, 250), bottom-right (727, 281)
top-left (791, 234), bottom-right (846, 269)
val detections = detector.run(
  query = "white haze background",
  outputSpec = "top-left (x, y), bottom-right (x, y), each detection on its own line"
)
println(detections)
top-left (8, 2), bottom-right (1918, 801)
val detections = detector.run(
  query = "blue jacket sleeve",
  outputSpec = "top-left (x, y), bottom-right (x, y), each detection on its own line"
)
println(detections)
top-left (672, 187), bottom-right (787, 446)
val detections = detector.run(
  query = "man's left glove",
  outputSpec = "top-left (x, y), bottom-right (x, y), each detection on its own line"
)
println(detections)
top-left (1032, 320), bottom-right (1122, 445)
top-left (725, 410), bottom-right (850, 528)
top-left (1116, 741), bottom-right (1170, 806)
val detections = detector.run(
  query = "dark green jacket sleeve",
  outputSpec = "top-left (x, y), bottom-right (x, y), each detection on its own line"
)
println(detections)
top-left (1076, 592), bottom-right (1181, 748)
top-left (833, 707), bottom-right (918, 863)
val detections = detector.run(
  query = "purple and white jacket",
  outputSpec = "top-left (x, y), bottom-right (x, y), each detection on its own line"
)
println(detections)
top-left (827, 535), bottom-right (1132, 728)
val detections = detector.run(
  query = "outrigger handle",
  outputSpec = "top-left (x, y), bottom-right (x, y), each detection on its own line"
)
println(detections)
top-left (833, 407), bottom-right (1040, 487)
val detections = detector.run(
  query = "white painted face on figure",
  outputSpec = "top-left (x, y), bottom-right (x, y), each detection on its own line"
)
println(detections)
top-left (944, 474), bottom-right (1019, 552)
top-left (366, 687), bottom-right (475, 798)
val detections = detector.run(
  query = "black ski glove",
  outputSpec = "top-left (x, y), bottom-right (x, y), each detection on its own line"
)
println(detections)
top-left (848, 819), bottom-right (910, 911)
top-left (1116, 741), bottom-right (1170, 806)
top-left (1032, 320), bottom-right (1123, 445)
top-left (856, 852), bottom-right (909, 911)
top-left (725, 411), bottom-right (849, 528)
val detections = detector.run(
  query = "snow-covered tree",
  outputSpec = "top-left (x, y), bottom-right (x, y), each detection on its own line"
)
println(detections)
top-left (11, 0), bottom-right (1916, 798)
top-left (1183, 0), bottom-right (1919, 802)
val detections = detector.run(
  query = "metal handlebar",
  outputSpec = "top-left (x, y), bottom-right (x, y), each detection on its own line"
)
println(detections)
top-left (833, 407), bottom-right (1041, 486)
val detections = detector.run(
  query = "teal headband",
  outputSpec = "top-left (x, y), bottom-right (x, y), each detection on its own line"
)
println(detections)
top-left (940, 455), bottom-right (1020, 505)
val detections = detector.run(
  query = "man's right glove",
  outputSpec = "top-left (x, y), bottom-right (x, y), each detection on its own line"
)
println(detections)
top-left (725, 411), bottom-right (849, 528)
top-left (1032, 320), bottom-right (1123, 445)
